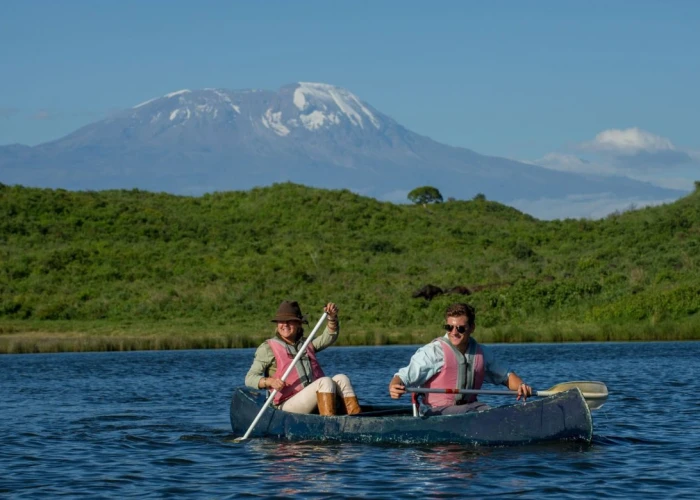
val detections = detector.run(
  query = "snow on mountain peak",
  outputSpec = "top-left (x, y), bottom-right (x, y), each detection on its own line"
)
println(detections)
top-left (261, 109), bottom-right (290, 136)
top-left (293, 82), bottom-right (380, 130)
top-left (165, 89), bottom-right (191, 98)
top-left (133, 89), bottom-right (192, 109)
top-left (131, 88), bottom-right (241, 127)
top-left (129, 83), bottom-right (381, 136)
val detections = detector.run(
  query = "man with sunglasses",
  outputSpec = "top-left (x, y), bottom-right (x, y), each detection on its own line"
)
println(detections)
top-left (388, 303), bottom-right (532, 415)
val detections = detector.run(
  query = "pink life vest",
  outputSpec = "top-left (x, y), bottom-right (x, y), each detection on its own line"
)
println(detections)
top-left (267, 337), bottom-right (326, 405)
top-left (423, 336), bottom-right (485, 407)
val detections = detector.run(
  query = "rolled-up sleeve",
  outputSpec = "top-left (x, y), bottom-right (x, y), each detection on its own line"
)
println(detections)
top-left (311, 325), bottom-right (338, 353)
top-left (395, 342), bottom-right (444, 386)
top-left (244, 343), bottom-right (274, 389)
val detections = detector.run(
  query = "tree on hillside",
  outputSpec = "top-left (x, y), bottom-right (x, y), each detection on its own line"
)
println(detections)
top-left (407, 186), bottom-right (443, 205)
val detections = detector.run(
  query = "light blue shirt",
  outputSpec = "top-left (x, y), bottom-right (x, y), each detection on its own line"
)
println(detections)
top-left (395, 335), bottom-right (511, 387)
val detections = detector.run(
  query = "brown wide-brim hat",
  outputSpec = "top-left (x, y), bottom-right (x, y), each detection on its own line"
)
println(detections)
top-left (271, 300), bottom-right (308, 324)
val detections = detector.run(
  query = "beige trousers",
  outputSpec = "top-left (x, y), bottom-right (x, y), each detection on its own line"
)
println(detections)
top-left (277, 374), bottom-right (356, 414)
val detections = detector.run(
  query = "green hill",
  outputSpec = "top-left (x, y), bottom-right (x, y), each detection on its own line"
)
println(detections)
top-left (1, 182), bottom-right (699, 353)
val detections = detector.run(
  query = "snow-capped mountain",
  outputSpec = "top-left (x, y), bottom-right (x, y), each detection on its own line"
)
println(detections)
top-left (0, 82), bottom-right (686, 211)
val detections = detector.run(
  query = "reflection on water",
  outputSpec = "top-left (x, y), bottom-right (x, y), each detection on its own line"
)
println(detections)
top-left (243, 440), bottom-right (490, 497)
top-left (417, 445), bottom-right (483, 476)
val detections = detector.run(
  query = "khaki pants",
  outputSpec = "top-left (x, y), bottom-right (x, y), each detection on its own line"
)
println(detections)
top-left (278, 374), bottom-right (356, 414)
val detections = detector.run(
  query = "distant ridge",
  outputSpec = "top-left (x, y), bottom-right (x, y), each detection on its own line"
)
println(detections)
top-left (0, 82), bottom-right (686, 217)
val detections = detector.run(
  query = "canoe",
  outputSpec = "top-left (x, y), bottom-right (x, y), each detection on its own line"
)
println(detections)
top-left (229, 387), bottom-right (593, 445)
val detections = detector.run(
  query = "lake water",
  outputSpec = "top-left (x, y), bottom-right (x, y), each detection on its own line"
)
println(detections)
top-left (2, 341), bottom-right (699, 499)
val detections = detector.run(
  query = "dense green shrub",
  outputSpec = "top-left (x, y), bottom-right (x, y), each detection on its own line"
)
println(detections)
top-left (1, 182), bottom-right (699, 332)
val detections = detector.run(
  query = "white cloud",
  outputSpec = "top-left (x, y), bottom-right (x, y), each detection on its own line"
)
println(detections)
top-left (584, 127), bottom-right (675, 154)
top-left (530, 127), bottom-right (698, 191)
top-left (531, 153), bottom-right (616, 176)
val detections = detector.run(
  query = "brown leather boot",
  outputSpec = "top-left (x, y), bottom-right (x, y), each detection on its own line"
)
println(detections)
top-left (343, 396), bottom-right (361, 415)
top-left (317, 392), bottom-right (336, 416)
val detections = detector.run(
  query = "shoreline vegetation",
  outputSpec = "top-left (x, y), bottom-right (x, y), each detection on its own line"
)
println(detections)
top-left (2, 181), bottom-right (700, 354)
top-left (2, 318), bottom-right (700, 354)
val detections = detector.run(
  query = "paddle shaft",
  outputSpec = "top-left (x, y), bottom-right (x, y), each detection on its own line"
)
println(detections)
top-left (408, 387), bottom-right (528, 396)
top-left (407, 387), bottom-right (605, 399)
top-left (236, 311), bottom-right (329, 442)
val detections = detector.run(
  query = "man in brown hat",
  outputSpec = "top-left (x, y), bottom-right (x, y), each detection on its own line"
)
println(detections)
top-left (244, 300), bottom-right (361, 415)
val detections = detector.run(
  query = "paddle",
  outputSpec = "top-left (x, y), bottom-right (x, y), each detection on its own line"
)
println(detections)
top-left (234, 311), bottom-right (329, 443)
top-left (407, 380), bottom-right (608, 410)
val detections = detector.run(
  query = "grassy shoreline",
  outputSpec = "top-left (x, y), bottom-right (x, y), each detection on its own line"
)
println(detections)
top-left (4, 185), bottom-right (700, 354)
top-left (2, 319), bottom-right (699, 354)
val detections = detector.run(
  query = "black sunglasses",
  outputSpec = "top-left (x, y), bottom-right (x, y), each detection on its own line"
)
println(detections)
top-left (444, 324), bottom-right (468, 334)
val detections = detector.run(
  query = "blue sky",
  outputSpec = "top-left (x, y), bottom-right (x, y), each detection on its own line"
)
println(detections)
top-left (2, 0), bottom-right (699, 209)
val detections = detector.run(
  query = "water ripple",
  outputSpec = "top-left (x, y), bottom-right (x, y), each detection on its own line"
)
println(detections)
top-left (2, 343), bottom-right (700, 498)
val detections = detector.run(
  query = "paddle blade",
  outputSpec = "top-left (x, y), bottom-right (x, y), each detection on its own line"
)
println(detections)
top-left (539, 381), bottom-right (608, 410)
top-left (547, 381), bottom-right (608, 396)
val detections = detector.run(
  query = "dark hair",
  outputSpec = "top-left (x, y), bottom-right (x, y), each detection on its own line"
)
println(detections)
top-left (444, 303), bottom-right (476, 326)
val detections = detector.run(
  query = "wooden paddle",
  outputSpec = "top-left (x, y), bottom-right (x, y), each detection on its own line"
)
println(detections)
top-left (407, 381), bottom-right (609, 410)
top-left (234, 311), bottom-right (329, 442)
